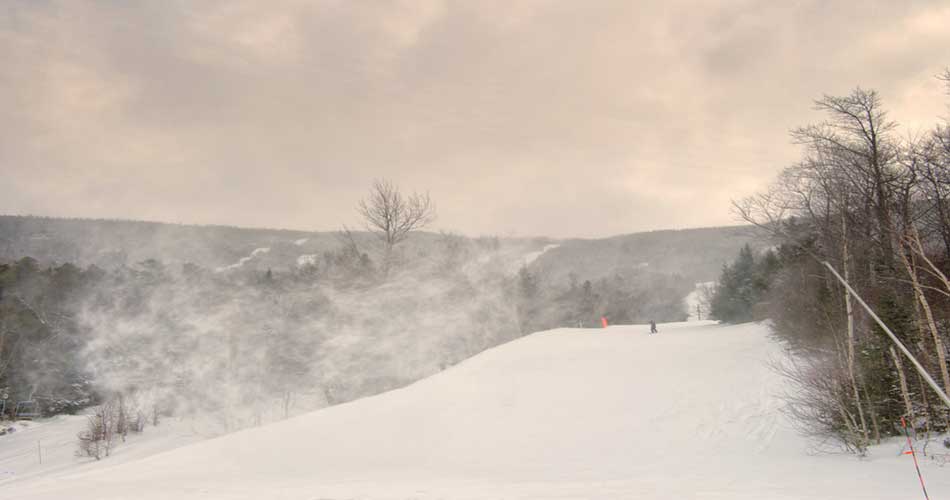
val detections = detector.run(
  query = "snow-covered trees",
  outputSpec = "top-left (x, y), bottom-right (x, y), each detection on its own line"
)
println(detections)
top-left (0, 259), bottom-right (96, 418)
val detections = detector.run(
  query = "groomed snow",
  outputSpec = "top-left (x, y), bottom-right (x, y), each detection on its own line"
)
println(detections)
top-left (522, 243), bottom-right (560, 265)
top-left (214, 247), bottom-right (270, 273)
top-left (4, 321), bottom-right (948, 499)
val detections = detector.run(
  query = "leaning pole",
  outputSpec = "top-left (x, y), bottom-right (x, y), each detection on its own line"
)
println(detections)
top-left (823, 261), bottom-right (950, 411)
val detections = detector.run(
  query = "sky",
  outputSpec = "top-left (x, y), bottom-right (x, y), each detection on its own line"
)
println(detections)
top-left (1, 0), bottom-right (949, 238)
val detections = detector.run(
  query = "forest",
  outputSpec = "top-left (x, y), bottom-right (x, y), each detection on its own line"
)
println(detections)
top-left (0, 184), bottom-right (693, 444)
top-left (711, 70), bottom-right (950, 453)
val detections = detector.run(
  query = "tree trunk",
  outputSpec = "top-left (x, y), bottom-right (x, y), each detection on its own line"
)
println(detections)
top-left (908, 225), bottom-right (950, 297)
top-left (842, 214), bottom-right (870, 446)
top-left (898, 237), bottom-right (950, 416)
top-left (890, 346), bottom-right (915, 421)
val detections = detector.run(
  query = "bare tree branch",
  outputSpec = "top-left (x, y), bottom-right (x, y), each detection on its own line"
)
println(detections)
top-left (356, 179), bottom-right (436, 274)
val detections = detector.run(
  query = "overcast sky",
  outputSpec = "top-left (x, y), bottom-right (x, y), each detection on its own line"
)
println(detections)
top-left (2, 1), bottom-right (948, 238)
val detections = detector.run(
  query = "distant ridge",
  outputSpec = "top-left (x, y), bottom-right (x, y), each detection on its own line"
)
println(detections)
top-left (529, 224), bottom-right (765, 284)
top-left (0, 215), bottom-right (763, 283)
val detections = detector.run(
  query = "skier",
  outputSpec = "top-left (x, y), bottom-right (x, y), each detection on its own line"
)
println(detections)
top-left (649, 320), bottom-right (658, 334)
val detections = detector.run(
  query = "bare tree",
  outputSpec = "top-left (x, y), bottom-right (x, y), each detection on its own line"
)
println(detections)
top-left (357, 179), bottom-right (435, 273)
top-left (791, 89), bottom-right (901, 269)
top-left (77, 400), bottom-right (118, 460)
top-left (733, 87), bottom-right (936, 451)
top-left (772, 352), bottom-right (869, 454)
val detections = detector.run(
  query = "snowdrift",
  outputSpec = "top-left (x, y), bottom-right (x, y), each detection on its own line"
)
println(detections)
top-left (5, 321), bottom-right (947, 499)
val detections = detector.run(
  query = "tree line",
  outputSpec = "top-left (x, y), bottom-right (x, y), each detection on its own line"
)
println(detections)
top-left (709, 244), bottom-right (780, 323)
top-left (1, 180), bottom-right (693, 447)
top-left (714, 70), bottom-right (950, 453)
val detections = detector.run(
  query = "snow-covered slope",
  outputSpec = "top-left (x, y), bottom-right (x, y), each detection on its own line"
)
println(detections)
top-left (5, 322), bottom-right (947, 499)
top-left (0, 415), bottom-right (217, 490)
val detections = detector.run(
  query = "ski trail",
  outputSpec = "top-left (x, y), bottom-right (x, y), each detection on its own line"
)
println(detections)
top-left (214, 247), bottom-right (270, 273)
top-left (4, 322), bottom-right (946, 499)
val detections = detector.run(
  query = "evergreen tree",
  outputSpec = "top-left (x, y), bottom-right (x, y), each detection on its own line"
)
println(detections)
top-left (710, 245), bottom-right (779, 323)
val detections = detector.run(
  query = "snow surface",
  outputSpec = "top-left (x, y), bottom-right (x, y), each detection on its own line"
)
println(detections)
top-left (0, 415), bottom-right (212, 490)
top-left (296, 254), bottom-right (318, 267)
top-left (215, 247), bottom-right (271, 273)
top-left (4, 321), bottom-right (949, 499)
top-left (521, 243), bottom-right (560, 265)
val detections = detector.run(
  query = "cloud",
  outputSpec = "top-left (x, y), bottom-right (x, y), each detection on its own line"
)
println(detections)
top-left (1, 0), bottom-right (947, 237)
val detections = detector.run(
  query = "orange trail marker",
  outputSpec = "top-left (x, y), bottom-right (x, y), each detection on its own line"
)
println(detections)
top-left (902, 416), bottom-right (930, 500)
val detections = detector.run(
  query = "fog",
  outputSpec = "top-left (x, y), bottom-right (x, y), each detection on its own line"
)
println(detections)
top-left (70, 234), bottom-right (527, 431)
